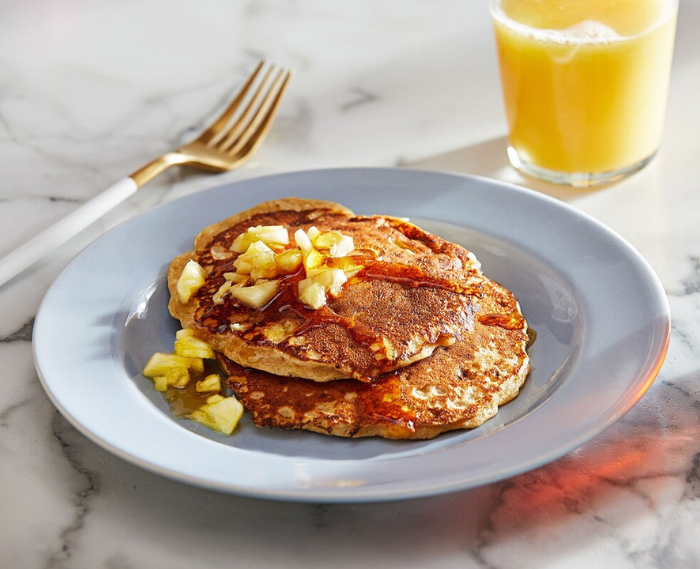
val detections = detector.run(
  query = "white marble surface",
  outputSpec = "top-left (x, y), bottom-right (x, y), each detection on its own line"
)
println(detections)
top-left (1, 0), bottom-right (700, 567)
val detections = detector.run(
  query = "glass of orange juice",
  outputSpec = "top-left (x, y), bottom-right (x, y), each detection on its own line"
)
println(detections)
top-left (490, 0), bottom-right (678, 187)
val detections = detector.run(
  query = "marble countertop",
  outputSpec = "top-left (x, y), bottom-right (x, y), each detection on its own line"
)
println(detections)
top-left (2, 1), bottom-right (699, 567)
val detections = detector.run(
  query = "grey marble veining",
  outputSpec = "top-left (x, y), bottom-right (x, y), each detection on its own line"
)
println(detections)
top-left (1, 1), bottom-right (700, 568)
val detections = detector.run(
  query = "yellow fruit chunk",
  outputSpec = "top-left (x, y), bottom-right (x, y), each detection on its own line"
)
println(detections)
top-left (298, 280), bottom-right (326, 309)
top-left (250, 253), bottom-right (278, 282)
top-left (294, 228), bottom-right (313, 255)
top-left (306, 267), bottom-right (347, 296)
top-left (274, 248), bottom-right (302, 274)
top-left (314, 231), bottom-right (355, 257)
top-left (230, 279), bottom-right (280, 308)
top-left (230, 225), bottom-right (289, 253)
top-left (303, 249), bottom-right (325, 272)
top-left (307, 226), bottom-right (321, 242)
top-left (174, 334), bottom-right (216, 359)
top-left (188, 357), bottom-right (204, 373)
top-left (163, 367), bottom-right (191, 388)
top-left (297, 230), bottom-right (319, 267)
top-left (143, 353), bottom-right (195, 377)
top-left (150, 366), bottom-right (191, 391)
top-left (223, 272), bottom-right (249, 284)
top-left (176, 260), bottom-right (208, 303)
top-left (212, 281), bottom-right (232, 304)
top-left (233, 241), bottom-right (277, 277)
top-left (190, 396), bottom-right (244, 435)
top-left (196, 374), bottom-right (222, 393)
top-left (331, 256), bottom-right (363, 278)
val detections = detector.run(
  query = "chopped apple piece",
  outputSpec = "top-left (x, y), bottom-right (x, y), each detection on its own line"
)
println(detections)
top-left (163, 366), bottom-right (191, 388)
top-left (176, 260), bottom-right (207, 303)
top-left (143, 353), bottom-right (196, 377)
top-left (250, 250), bottom-right (278, 282)
top-left (190, 396), bottom-right (244, 435)
top-left (307, 267), bottom-right (347, 296)
top-left (230, 279), bottom-right (280, 308)
top-left (274, 248), bottom-right (302, 274)
top-left (175, 328), bottom-right (194, 339)
top-left (295, 229), bottom-right (325, 270)
top-left (294, 228), bottom-right (313, 255)
top-left (299, 280), bottom-right (327, 309)
top-left (196, 374), bottom-right (222, 393)
top-left (230, 225), bottom-right (289, 253)
top-left (148, 367), bottom-right (191, 391)
top-left (331, 256), bottom-right (363, 278)
top-left (224, 272), bottom-right (249, 283)
top-left (314, 231), bottom-right (355, 257)
top-left (307, 226), bottom-right (321, 241)
top-left (174, 334), bottom-right (216, 359)
top-left (188, 357), bottom-right (205, 373)
top-left (303, 249), bottom-right (325, 271)
top-left (233, 241), bottom-right (276, 276)
top-left (212, 281), bottom-right (232, 304)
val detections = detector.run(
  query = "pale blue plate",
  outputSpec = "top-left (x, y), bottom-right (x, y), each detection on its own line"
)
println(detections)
top-left (33, 168), bottom-right (670, 502)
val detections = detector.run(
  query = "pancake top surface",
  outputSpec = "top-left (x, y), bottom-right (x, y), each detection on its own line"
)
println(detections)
top-left (219, 278), bottom-right (530, 440)
top-left (168, 198), bottom-right (484, 382)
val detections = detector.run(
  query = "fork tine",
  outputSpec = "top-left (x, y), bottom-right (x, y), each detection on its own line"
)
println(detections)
top-left (213, 64), bottom-right (276, 150)
top-left (226, 69), bottom-right (293, 164)
top-left (219, 68), bottom-right (291, 156)
top-left (195, 60), bottom-right (266, 146)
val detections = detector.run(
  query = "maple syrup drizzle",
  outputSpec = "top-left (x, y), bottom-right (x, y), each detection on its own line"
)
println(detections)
top-left (193, 212), bottom-right (484, 378)
top-left (477, 312), bottom-right (526, 330)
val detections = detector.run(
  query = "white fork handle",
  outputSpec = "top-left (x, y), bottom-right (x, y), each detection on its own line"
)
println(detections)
top-left (0, 177), bottom-right (138, 287)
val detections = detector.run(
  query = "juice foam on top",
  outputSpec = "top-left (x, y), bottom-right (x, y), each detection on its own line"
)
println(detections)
top-left (492, 0), bottom-right (676, 45)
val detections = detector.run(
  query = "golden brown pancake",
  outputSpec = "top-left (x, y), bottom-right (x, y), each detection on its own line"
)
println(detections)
top-left (218, 278), bottom-right (530, 439)
top-left (168, 198), bottom-right (484, 382)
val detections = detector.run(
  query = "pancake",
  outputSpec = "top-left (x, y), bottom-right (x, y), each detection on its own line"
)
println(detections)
top-left (168, 198), bottom-right (484, 382)
top-left (218, 278), bottom-right (530, 439)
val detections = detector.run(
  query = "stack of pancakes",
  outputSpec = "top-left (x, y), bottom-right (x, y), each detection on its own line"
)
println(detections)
top-left (168, 198), bottom-right (530, 439)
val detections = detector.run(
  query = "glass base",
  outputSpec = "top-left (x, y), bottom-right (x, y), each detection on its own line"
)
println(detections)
top-left (507, 146), bottom-right (657, 188)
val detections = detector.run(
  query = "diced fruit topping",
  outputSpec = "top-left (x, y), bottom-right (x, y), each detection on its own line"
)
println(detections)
top-left (274, 248), bottom-right (302, 274)
top-left (224, 272), bottom-right (249, 283)
top-left (190, 396), bottom-right (243, 436)
top-left (294, 228), bottom-right (313, 255)
top-left (142, 330), bottom-right (244, 436)
top-left (230, 225), bottom-right (289, 253)
top-left (230, 279), bottom-right (280, 308)
top-left (212, 281), bottom-right (232, 305)
top-left (143, 352), bottom-right (200, 377)
top-left (222, 225), bottom-right (358, 311)
top-left (298, 280), bottom-right (326, 309)
top-left (176, 260), bottom-right (208, 303)
top-left (298, 267), bottom-right (348, 309)
top-left (233, 241), bottom-right (276, 274)
top-left (174, 333), bottom-right (216, 359)
top-left (313, 231), bottom-right (355, 257)
top-left (196, 374), bottom-right (222, 393)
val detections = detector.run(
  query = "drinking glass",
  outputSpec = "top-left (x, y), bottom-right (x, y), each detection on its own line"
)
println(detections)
top-left (490, 0), bottom-right (678, 187)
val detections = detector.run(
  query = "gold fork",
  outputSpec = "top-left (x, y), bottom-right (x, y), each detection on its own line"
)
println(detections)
top-left (0, 61), bottom-right (292, 287)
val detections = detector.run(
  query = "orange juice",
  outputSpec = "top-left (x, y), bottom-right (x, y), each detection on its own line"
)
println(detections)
top-left (491, 0), bottom-right (678, 185)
